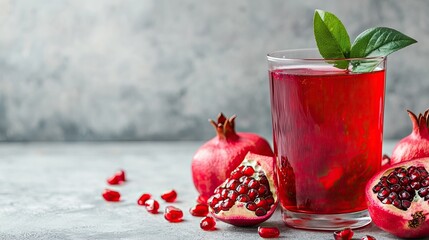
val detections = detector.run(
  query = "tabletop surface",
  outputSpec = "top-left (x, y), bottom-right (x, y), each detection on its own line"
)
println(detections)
top-left (0, 141), bottom-right (411, 239)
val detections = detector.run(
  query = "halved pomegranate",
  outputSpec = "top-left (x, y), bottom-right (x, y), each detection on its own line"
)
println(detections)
top-left (208, 152), bottom-right (278, 226)
top-left (366, 157), bottom-right (429, 239)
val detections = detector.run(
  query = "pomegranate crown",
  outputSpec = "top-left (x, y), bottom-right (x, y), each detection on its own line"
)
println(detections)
top-left (209, 113), bottom-right (239, 140)
top-left (407, 109), bottom-right (429, 137)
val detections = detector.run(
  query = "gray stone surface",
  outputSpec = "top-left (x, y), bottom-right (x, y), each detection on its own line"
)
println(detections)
top-left (0, 0), bottom-right (428, 141)
top-left (0, 141), bottom-right (409, 239)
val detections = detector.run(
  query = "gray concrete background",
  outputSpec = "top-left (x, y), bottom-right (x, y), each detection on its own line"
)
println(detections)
top-left (0, 0), bottom-right (427, 141)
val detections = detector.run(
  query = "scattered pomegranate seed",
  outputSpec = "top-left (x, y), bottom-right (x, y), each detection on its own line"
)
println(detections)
top-left (107, 175), bottom-right (121, 185)
top-left (137, 193), bottom-right (152, 206)
top-left (106, 169), bottom-right (126, 185)
top-left (258, 226), bottom-right (280, 238)
top-left (200, 216), bottom-right (216, 231)
top-left (333, 228), bottom-right (354, 240)
top-left (145, 199), bottom-right (160, 214)
top-left (161, 189), bottom-right (177, 202)
top-left (361, 236), bottom-right (376, 240)
top-left (189, 203), bottom-right (209, 217)
top-left (164, 206), bottom-right (183, 222)
top-left (102, 189), bottom-right (121, 202)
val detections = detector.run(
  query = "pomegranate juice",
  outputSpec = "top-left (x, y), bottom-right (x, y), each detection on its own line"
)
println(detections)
top-left (269, 66), bottom-right (385, 214)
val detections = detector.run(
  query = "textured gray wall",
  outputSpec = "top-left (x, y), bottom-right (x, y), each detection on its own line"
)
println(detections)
top-left (0, 0), bottom-right (427, 141)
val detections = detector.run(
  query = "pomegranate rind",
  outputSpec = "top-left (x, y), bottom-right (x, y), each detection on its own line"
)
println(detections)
top-left (366, 157), bottom-right (429, 239)
top-left (209, 152), bottom-right (278, 227)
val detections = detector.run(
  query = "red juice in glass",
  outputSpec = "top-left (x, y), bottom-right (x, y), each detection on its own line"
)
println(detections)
top-left (267, 49), bottom-right (386, 230)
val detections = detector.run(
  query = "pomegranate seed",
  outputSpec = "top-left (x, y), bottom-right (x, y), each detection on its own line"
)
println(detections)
top-left (258, 226), bottom-right (280, 238)
top-left (255, 207), bottom-right (267, 216)
top-left (190, 203), bottom-right (209, 217)
top-left (382, 198), bottom-right (392, 204)
top-left (266, 195), bottom-right (275, 205)
top-left (389, 184), bottom-right (402, 192)
top-left (333, 228), bottom-right (354, 240)
top-left (422, 179), bottom-right (429, 187)
top-left (200, 216), bottom-right (216, 231)
top-left (227, 190), bottom-right (239, 201)
top-left (387, 175), bottom-right (399, 184)
top-left (226, 179), bottom-right (240, 190)
top-left (145, 199), bottom-right (160, 214)
top-left (258, 185), bottom-right (268, 195)
top-left (411, 181), bottom-right (421, 190)
top-left (372, 183), bottom-right (382, 193)
top-left (236, 184), bottom-right (248, 194)
top-left (102, 189), bottom-right (121, 202)
top-left (230, 170), bottom-right (242, 180)
top-left (137, 193), bottom-right (152, 206)
top-left (387, 192), bottom-right (398, 200)
top-left (246, 202), bottom-right (257, 211)
top-left (259, 175), bottom-right (269, 185)
top-left (255, 197), bottom-right (267, 208)
top-left (208, 195), bottom-right (220, 208)
top-left (237, 194), bottom-right (250, 202)
top-left (410, 171), bottom-right (421, 181)
top-left (221, 199), bottom-right (234, 210)
top-left (161, 189), bottom-right (177, 202)
top-left (107, 170), bottom-right (126, 185)
top-left (402, 200), bottom-right (411, 209)
top-left (107, 175), bottom-right (121, 185)
top-left (248, 179), bottom-right (260, 189)
top-left (361, 235), bottom-right (376, 240)
top-left (400, 176), bottom-right (410, 186)
top-left (164, 206), bottom-right (183, 222)
top-left (399, 190), bottom-right (411, 200)
top-left (242, 166), bottom-right (255, 176)
top-left (248, 189), bottom-right (258, 200)
top-left (221, 189), bottom-right (229, 198)
top-left (418, 187), bottom-right (429, 197)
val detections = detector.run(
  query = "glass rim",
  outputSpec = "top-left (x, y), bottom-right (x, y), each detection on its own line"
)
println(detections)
top-left (267, 48), bottom-right (386, 62)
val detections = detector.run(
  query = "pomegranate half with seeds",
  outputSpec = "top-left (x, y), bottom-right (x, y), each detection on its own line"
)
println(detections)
top-left (366, 157), bottom-right (429, 239)
top-left (208, 152), bottom-right (278, 226)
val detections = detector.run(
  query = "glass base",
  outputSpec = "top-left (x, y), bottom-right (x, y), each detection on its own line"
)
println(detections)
top-left (282, 209), bottom-right (371, 230)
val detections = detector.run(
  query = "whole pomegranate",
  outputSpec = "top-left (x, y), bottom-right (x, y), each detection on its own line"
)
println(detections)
top-left (191, 113), bottom-right (273, 203)
top-left (391, 109), bottom-right (429, 165)
top-left (207, 152), bottom-right (278, 226)
top-left (366, 157), bottom-right (429, 238)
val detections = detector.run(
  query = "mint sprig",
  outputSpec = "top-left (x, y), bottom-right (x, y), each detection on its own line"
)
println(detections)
top-left (313, 9), bottom-right (417, 72)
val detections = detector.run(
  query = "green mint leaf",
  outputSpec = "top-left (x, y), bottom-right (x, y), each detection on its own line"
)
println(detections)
top-left (313, 9), bottom-right (351, 69)
top-left (350, 27), bottom-right (417, 72)
top-left (350, 27), bottom-right (417, 58)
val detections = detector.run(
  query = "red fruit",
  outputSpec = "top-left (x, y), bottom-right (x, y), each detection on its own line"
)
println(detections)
top-left (190, 203), bottom-right (209, 217)
top-left (191, 113), bottom-right (274, 203)
top-left (145, 199), bottom-right (160, 214)
top-left (208, 152), bottom-right (278, 226)
top-left (258, 226), bottom-right (280, 238)
top-left (137, 193), bottom-right (152, 206)
top-left (361, 236), bottom-right (376, 240)
top-left (333, 228), bottom-right (353, 240)
top-left (161, 189), bottom-right (177, 202)
top-left (102, 189), bottom-right (121, 202)
top-left (200, 216), bottom-right (216, 231)
top-left (366, 157), bottom-right (429, 238)
top-left (164, 206), bottom-right (183, 222)
top-left (391, 109), bottom-right (429, 165)
top-left (107, 170), bottom-right (126, 185)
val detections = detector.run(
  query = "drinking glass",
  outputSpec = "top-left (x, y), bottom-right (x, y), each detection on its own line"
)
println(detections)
top-left (267, 49), bottom-right (386, 230)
